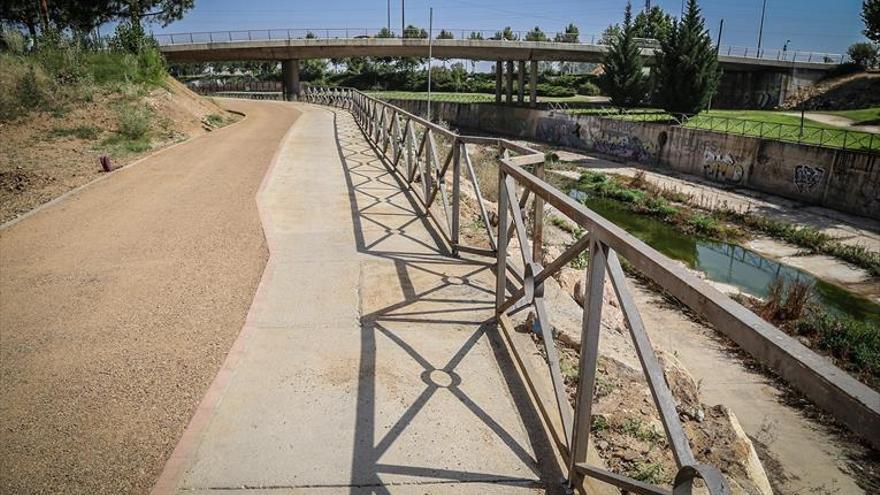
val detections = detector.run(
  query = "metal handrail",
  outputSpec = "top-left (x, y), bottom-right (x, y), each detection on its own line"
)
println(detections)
top-left (571, 109), bottom-right (879, 153)
top-left (302, 85), bottom-right (732, 494)
top-left (150, 28), bottom-right (844, 65)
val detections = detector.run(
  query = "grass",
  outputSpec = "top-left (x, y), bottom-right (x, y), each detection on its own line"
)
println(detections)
top-left (205, 113), bottom-right (225, 126)
top-left (50, 124), bottom-right (101, 140)
top-left (827, 107), bottom-right (880, 125)
top-left (565, 107), bottom-right (880, 151)
top-left (573, 171), bottom-right (740, 241)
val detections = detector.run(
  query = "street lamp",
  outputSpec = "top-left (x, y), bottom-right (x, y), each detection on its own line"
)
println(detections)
top-left (757, 0), bottom-right (767, 54)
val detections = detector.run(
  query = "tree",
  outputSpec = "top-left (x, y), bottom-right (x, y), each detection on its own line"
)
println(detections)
top-left (863, 0), bottom-right (880, 43)
top-left (633, 6), bottom-right (672, 41)
top-left (600, 24), bottom-right (621, 44)
top-left (654, 0), bottom-right (721, 115)
top-left (848, 42), bottom-right (879, 68)
top-left (0, 0), bottom-right (192, 35)
top-left (402, 25), bottom-right (427, 39)
top-left (525, 26), bottom-right (547, 41)
top-left (599, 3), bottom-right (648, 107)
top-left (492, 27), bottom-right (518, 41)
top-left (112, 0), bottom-right (194, 28)
top-left (376, 27), bottom-right (395, 38)
top-left (554, 23), bottom-right (579, 43)
top-left (437, 29), bottom-right (454, 39)
top-left (468, 31), bottom-right (484, 40)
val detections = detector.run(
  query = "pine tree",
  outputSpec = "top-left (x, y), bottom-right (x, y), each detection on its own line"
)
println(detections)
top-left (654, 0), bottom-right (721, 115)
top-left (599, 3), bottom-right (648, 107)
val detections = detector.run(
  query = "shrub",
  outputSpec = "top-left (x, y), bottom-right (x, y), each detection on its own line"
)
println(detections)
top-left (796, 311), bottom-right (879, 382)
top-left (1, 26), bottom-right (27, 54)
top-left (577, 81), bottom-right (602, 96)
top-left (16, 67), bottom-right (45, 110)
top-left (51, 125), bottom-right (101, 140)
top-left (848, 42), bottom-right (879, 69)
top-left (117, 104), bottom-right (152, 140)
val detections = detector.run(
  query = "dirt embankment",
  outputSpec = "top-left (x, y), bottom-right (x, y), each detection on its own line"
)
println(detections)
top-left (0, 78), bottom-right (238, 224)
top-left (782, 72), bottom-right (880, 111)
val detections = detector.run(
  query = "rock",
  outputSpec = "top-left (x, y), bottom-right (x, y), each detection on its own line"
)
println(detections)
top-left (597, 440), bottom-right (609, 451)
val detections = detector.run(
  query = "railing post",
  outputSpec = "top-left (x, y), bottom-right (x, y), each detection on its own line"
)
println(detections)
top-left (568, 238), bottom-right (606, 488)
top-left (532, 160), bottom-right (545, 263)
top-left (451, 139), bottom-right (461, 253)
top-left (495, 169), bottom-right (510, 310)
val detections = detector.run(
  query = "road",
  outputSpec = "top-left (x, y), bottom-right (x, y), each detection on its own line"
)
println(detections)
top-left (0, 99), bottom-right (300, 494)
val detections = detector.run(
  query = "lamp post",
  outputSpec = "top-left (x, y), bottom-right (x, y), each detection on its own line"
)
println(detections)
top-left (757, 0), bottom-right (767, 54)
top-left (427, 7), bottom-right (433, 121)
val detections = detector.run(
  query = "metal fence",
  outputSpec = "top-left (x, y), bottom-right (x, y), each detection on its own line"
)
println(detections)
top-left (567, 108), bottom-right (880, 153)
top-left (302, 85), bottom-right (880, 487)
top-left (304, 85), bottom-right (736, 494)
top-left (150, 28), bottom-right (844, 65)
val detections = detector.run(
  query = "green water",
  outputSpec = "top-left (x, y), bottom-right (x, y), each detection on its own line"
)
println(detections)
top-left (576, 195), bottom-right (880, 324)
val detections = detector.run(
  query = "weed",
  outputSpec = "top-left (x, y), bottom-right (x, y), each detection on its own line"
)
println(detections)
top-left (620, 418), bottom-right (663, 443)
top-left (591, 415), bottom-right (609, 432)
top-left (116, 104), bottom-right (152, 140)
top-left (51, 124), bottom-right (101, 140)
top-left (205, 113), bottom-right (225, 127)
top-left (630, 461), bottom-right (667, 485)
top-left (795, 311), bottom-right (880, 385)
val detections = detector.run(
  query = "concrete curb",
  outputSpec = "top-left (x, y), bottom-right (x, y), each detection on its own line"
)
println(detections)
top-left (0, 108), bottom-right (249, 232)
top-left (148, 102), bottom-right (305, 495)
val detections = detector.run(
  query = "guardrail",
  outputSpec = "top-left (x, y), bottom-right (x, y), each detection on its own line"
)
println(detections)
top-left (567, 108), bottom-right (880, 153)
top-left (302, 85), bottom-right (879, 489)
top-left (304, 85), bottom-right (735, 493)
top-left (151, 27), bottom-right (845, 65)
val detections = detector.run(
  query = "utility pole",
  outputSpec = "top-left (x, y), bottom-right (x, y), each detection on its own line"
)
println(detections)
top-left (402, 0), bottom-right (406, 36)
top-left (708, 18), bottom-right (724, 111)
top-left (387, 0), bottom-right (391, 31)
top-left (427, 7), bottom-right (433, 121)
top-left (645, 0), bottom-right (651, 12)
top-left (757, 0), bottom-right (767, 54)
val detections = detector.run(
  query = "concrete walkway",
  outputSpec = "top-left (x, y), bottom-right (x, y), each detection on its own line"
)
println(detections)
top-left (153, 105), bottom-right (558, 494)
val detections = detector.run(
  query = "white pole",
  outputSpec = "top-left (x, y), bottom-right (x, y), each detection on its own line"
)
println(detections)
top-left (427, 7), bottom-right (433, 122)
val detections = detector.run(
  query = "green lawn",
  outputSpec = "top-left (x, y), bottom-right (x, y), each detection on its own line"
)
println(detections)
top-left (564, 107), bottom-right (879, 151)
top-left (827, 107), bottom-right (880, 125)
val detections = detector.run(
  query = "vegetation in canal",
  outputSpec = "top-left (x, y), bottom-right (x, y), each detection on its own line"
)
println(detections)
top-left (739, 278), bottom-right (879, 389)
top-left (564, 169), bottom-right (880, 277)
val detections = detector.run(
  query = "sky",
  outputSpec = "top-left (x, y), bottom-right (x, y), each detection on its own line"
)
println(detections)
top-left (143, 0), bottom-right (868, 56)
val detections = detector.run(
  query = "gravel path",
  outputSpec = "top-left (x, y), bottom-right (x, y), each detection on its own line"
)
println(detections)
top-left (0, 99), bottom-right (300, 494)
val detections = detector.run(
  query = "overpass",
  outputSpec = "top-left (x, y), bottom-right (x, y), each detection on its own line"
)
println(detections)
top-left (157, 28), bottom-right (843, 107)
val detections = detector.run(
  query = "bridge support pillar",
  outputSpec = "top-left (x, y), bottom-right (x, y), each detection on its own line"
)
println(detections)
top-left (281, 59), bottom-right (300, 101)
top-left (529, 60), bottom-right (538, 107)
top-left (505, 60), bottom-right (514, 104)
top-left (495, 61), bottom-right (503, 103)
top-left (517, 60), bottom-right (525, 103)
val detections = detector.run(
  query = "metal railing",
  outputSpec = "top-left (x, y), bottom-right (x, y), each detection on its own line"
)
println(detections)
top-left (567, 108), bottom-right (880, 153)
top-left (151, 27), bottom-right (844, 65)
top-left (303, 85), bottom-right (731, 494)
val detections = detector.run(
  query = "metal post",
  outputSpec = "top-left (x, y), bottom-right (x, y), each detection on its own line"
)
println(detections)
top-left (452, 140), bottom-right (461, 252)
top-left (495, 171), bottom-right (510, 309)
top-left (532, 161), bottom-right (544, 263)
top-left (427, 7), bottom-right (433, 122)
top-left (757, 0), bottom-right (767, 53)
top-left (402, 0), bottom-right (406, 34)
top-left (568, 238), bottom-right (606, 487)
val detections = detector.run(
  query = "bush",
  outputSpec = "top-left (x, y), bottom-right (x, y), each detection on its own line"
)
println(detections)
top-left (848, 42), bottom-right (879, 68)
top-left (1, 26), bottom-right (27, 54)
top-left (536, 83), bottom-right (576, 97)
top-left (577, 81), bottom-right (602, 96)
top-left (16, 67), bottom-right (45, 110)
top-left (117, 104), bottom-right (152, 139)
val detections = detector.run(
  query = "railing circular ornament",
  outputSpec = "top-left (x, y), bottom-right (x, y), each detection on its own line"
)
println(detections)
top-left (673, 464), bottom-right (731, 495)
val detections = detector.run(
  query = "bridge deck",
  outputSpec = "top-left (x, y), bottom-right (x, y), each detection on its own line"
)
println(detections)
top-left (153, 104), bottom-right (558, 494)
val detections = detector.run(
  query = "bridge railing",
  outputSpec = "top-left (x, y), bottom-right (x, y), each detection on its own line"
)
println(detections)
top-left (152, 28), bottom-right (844, 65)
top-left (303, 85), bottom-right (740, 494)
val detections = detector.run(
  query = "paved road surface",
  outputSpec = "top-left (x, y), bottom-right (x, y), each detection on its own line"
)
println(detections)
top-left (0, 99), bottom-right (300, 494)
top-left (152, 104), bottom-right (558, 494)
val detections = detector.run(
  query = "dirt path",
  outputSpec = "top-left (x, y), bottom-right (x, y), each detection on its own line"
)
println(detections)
top-left (0, 99), bottom-right (300, 494)
top-left (782, 112), bottom-right (880, 134)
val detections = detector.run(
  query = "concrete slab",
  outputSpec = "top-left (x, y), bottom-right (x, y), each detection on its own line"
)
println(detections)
top-left (154, 104), bottom-right (555, 494)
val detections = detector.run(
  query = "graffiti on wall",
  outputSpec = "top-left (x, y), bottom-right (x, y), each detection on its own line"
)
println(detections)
top-left (593, 135), bottom-right (654, 163)
top-left (793, 164), bottom-right (825, 193)
top-left (703, 150), bottom-right (744, 185)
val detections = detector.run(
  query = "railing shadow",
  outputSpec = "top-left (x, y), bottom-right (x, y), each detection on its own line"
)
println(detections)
top-left (328, 108), bottom-right (564, 493)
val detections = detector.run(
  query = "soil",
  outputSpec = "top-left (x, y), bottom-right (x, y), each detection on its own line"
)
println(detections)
top-left (782, 72), bottom-right (880, 111)
top-left (0, 99), bottom-right (300, 494)
top-left (0, 78), bottom-right (238, 224)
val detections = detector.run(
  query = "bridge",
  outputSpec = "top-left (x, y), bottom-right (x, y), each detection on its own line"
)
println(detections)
top-left (157, 28), bottom-right (843, 106)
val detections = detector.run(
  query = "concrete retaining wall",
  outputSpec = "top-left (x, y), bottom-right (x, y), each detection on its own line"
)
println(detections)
top-left (390, 99), bottom-right (880, 219)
